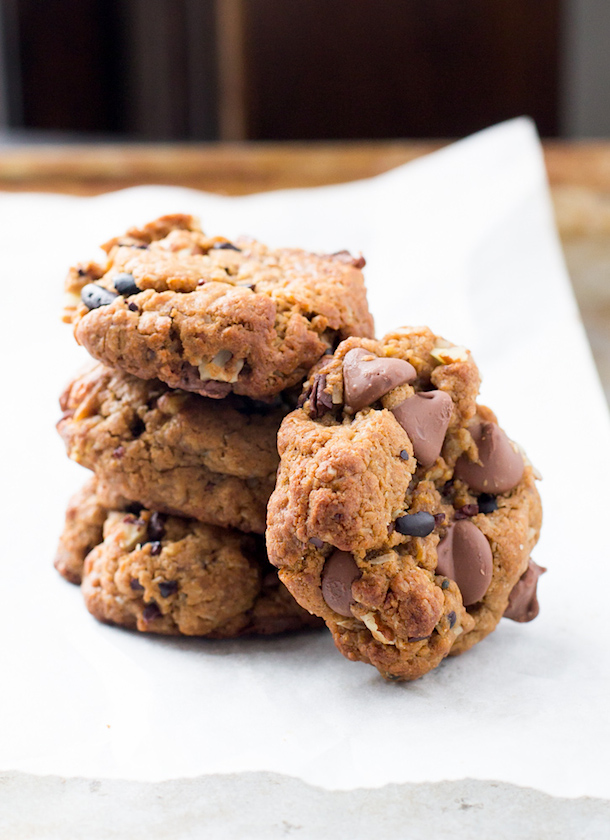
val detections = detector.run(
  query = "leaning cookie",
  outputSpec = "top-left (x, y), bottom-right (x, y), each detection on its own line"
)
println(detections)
top-left (266, 327), bottom-right (543, 680)
top-left (63, 214), bottom-right (374, 400)
top-left (61, 492), bottom-right (323, 637)
top-left (58, 363), bottom-right (288, 534)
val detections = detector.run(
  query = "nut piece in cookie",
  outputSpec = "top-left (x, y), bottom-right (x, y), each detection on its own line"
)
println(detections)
top-left (266, 326), bottom-right (543, 681)
top-left (66, 214), bottom-right (374, 400)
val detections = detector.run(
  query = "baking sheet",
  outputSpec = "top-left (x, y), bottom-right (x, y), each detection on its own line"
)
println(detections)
top-left (2, 119), bottom-right (609, 798)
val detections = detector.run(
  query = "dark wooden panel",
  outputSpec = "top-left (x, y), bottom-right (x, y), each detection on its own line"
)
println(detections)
top-left (16, 0), bottom-right (125, 132)
top-left (242, 0), bottom-right (561, 139)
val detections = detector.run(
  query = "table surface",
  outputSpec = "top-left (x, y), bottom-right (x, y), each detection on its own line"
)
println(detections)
top-left (1, 139), bottom-right (608, 401)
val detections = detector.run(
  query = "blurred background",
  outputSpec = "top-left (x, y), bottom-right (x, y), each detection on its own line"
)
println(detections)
top-left (0, 0), bottom-right (609, 143)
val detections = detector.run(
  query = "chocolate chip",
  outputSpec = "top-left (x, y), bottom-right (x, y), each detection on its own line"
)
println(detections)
top-left (447, 610), bottom-right (457, 628)
top-left (441, 579), bottom-right (450, 590)
top-left (434, 513), bottom-right (445, 526)
top-left (213, 241), bottom-right (241, 251)
top-left (330, 250), bottom-right (366, 269)
top-left (158, 581), bottom-right (177, 598)
top-left (128, 302), bottom-right (139, 312)
top-left (478, 493), bottom-right (498, 514)
top-left (142, 601), bottom-right (161, 622)
top-left (112, 445), bottom-right (125, 459)
top-left (395, 511), bottom-right (436, 537)
top-left (117, 241), bottom-right (148, 250)
top-left (130, 417), bottom-right (146, 438)
top-left (436, 521), bottom-right (493, 606)
top-left (454, 422), bottom-right (524, 494)
top-left (309, 374), bottom-right (333, 418)
top-left (399, 450), bottom-right (410, 460)
top-left (149, 541), bottom-right (162, 556)
top-left (147, 512), bottom-right (166, 542)
top-left (408, 635), bottom-right (430, 642)
top-left (81, 283), bottom-right (118, 310)
top-left (343, 348), bottom-right (416, 411)
top-left (321, 550), bottom-right (361, 617)
top-left (392, 390), bottom-right (453, 467)
top-left (113, 273), bottom-right (140, 296)
top-left (454, 503), bottom-right (479, 520)
top-left (309, 536), bottom-right (324, 548)
top-left (504, 559), bottom-right (546, 622)
top-left (130, 579), bottom-right (144, 591)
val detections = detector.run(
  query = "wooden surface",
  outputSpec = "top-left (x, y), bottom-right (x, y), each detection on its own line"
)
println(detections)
top-left (0, 139), bottom-right (608, 401)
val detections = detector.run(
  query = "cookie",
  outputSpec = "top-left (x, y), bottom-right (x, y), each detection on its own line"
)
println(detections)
top-left (64, 214), bottom-right (374, 400)
top-left (54, 477), bottom-right (128, 584)
top-left (58, 482), bottom-right (322, 636)
top-left (266, 327), bottom-right (543, 680)
top-left (57, 363), bottom-right (288, 534)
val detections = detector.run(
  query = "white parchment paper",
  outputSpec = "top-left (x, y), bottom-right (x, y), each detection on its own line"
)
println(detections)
top-left (1, 119), bottom-right (609, 798)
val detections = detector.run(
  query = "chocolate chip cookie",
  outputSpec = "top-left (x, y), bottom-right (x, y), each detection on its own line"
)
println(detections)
top-left (64, 214), bottom-right (374, 400)
top-left (58, 482), bottom-right (322, 636)
top-left (57, 363), bottom-right (288, 534)
top-left (266, 327), bottom-right (544, 680)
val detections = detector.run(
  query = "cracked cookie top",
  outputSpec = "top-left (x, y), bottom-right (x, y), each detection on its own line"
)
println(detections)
top-left (64, 214), bottom-right (374, 400)
top-left (266, 326), bottom-right (543, 680)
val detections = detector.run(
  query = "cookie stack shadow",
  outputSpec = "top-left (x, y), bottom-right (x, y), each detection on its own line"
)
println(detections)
top-left (54, 214), bottom-right (374, 640)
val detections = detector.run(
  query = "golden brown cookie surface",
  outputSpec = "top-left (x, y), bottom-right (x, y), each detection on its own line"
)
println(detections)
top-left (58, 363), bottom-right (287, 533)
top-left (56, 482), bottom-right (322, 637)
top-left (65, 214), bottom-right (374, 400)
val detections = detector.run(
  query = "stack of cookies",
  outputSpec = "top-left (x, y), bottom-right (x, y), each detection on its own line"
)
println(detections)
top-left (55, 213), bottom-right (374, 638)
top-left (56, 213), bottom-right (545, 681)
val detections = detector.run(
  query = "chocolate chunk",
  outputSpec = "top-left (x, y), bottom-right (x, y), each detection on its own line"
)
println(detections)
top-left (441, 579), bottom-right (450, 590)
top-left (436, 520), bottom-right (493, 606)
top-left (478, 493), bottom-right (498, 514)
top-left (113, 273), bottom-right (140, 296)
top-left (454, 503), bottom-right (479, 520)
top-left (309, 374), bottom-right (333, 418)
top-left (343, 348), bottom-right (416, 411)
top-left (158, 581), bottom-right (178, 598)
top-left (112, 445), bottom-right (125, 459)
top-left (130, 417), bottom-right (146, 438)
top-left (321, 550), bottom-right (361, 617)
top-left (309, 536), bottom-right (324, 548)
top-left (391, 390), bottom-right (453, 467)
top-left (142, 601), bottom-right (161, 622)
top-left (395, 511), bottom-right (436, 537)
top-left (455, 422), bottom-right (524, 494)
top-left (212, 241), bottom-right (241, 251)
top-left (127, 302), bottom-right (139, 312)
top-left (81, 284), bottom-right (118, 310)
top-left (447, 610), bottom-right (457, 628)
top-left (434, 513), bottom-right (446, 526)
top-left (130, 578), bottom-right (144, 591)
top-left (149, 541), bottom-right (162, 556)
top-left (504, 560), bottom-right (546, 622)
top-left (399, 449), bottom-right (410, 460)
top-left (147, 512), bottom-right (166, 542)
top-left (330, 250), bottom-right (366, 268)
top-left (408, 635), bottom-right (430, 642)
